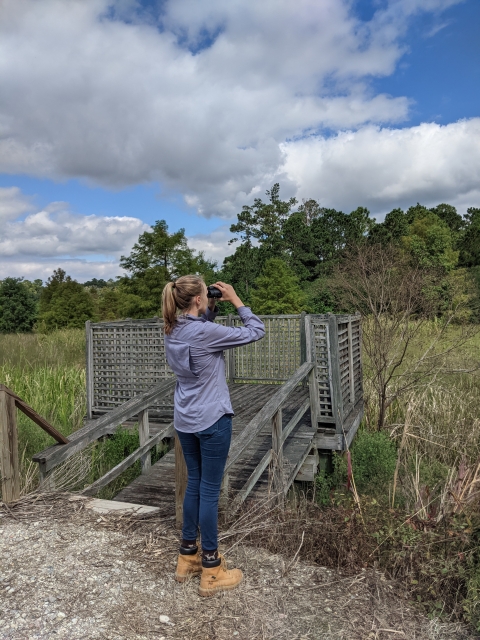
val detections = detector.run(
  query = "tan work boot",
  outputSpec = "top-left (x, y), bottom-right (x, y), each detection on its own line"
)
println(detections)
top-left (198, 554), bottom-right (243, 597)
top-left (175, 551), bottom-right (202, 582)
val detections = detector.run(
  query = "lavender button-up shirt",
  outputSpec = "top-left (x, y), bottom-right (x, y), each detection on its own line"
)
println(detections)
top-left (164, 306), bottom-right (265, 433)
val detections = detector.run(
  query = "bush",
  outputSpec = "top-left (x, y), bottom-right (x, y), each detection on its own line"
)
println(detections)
top-left (0, 277), bottom-right (38, 333)
top-left (351, 429), bottom-right (397, 493)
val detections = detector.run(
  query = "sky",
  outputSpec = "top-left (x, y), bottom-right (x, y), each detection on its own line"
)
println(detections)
top-left (0, 0), bottom-right (479, 282)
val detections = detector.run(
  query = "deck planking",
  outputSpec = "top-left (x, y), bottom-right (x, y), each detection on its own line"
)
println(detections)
top-left (114, 382), bottom-right (314, 514)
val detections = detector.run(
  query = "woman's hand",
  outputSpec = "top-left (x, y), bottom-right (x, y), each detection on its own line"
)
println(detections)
top-left (212, 282), bottom-right (244, 309)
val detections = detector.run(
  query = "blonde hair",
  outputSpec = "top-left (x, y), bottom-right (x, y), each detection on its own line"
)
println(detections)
top-left (162, 274), bottom-right (205, 334)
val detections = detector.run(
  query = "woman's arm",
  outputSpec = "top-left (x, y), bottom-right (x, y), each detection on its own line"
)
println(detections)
top-left (201, 306), bottom-right (265, 351)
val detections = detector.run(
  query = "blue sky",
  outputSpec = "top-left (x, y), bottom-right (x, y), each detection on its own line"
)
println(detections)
top-left (0, 0), bottom-right (479, 282)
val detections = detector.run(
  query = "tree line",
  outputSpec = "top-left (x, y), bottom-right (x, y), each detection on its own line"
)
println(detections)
top-left (1, 184), bottom-right (479, 332)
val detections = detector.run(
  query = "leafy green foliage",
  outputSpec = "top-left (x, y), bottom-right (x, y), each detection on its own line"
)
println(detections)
top-left (0, 277), bottom-right (38, 333)
top-left (460, 207), bottom-right (480, 268)
top-left (38, 268), bottom-right (96, 332)
top-left (251, 258), bottom-right (306, 314)
top-left (119, 219), bottom-right (217, 317)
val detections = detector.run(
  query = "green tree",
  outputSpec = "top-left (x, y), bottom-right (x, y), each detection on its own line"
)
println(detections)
top-left (403, 211), bottom-right (459, 271)
top-left (229, 184), bottom-right (297, 261)
top-left (251, 258), bottom-right (305, 314)
top-left (460, 207), bottom-right (480, 267)
top-left (38, 270), bottom-right (95, 331)
top-left (119, 220), bottom-right (217, 316)
top-left (0, 277), bottom-right (38, 333)
top-left (369, 208), bottom-right (409, 245)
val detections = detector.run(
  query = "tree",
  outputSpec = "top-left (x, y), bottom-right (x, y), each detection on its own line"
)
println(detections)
top-left (333, 243), bottom-right (475, 430)
top-left (229, 184), bottom-right (297, 261)
top-left (38, 270), bottom-right (95, 331)
top-left (251, 258), bottom-right (305, 314)
top-left (0, 277), bottom-right (37, 333)
top-left (402, 210), bottom-right (459, 271)
top-left (459, 207), bottom-right (480, 267)
top-left (119, 220), bottom-right (217, 316)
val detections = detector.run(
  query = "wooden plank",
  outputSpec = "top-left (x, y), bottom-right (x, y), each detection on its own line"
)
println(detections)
top-left (81, 422), bottom-right (173, 496)
top-left (0, 386), bottom-right (20, 503)
top-left (283, 425), bottom-right (316, 492)
top-left (225, 362), bottom-right (313, 471)
top-left (33, 379), bottom-right (175, 472)
top-left (175, 435), bottom-right (187, 530)
top-left (232, 449), bottom-right (272, 507)
top-left (138, 409), bottom-right (151, 475)
top-left (280, 399), bottom-right (310, 446)
top-left (271, 408), bottom-right (283, 502)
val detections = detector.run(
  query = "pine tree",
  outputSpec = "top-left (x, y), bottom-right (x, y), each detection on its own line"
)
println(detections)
top-left (0, 277), bottom-right (38, 333)
top-left (251, 258), bottom-right (305, 314)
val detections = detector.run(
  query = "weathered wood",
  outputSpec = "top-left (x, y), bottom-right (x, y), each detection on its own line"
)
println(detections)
top-left (227, 313), bottom-right (236, 382)
top-left (175, 435), bottom-right (187, 530)
top-left (305, 318), bottom-right (320, 427)
top-left (280, 399), bottom-right (310, 446)
top-left (33, 379), bottom-right (175, 472)
top-left (283, 425), bottom-right (316, 493)
top-left (347, 320), bottom-right (355, 405)
top-left (138, 409), bottom-right (151, 475)
top-left (0, 386), bottom-right (20, 503)
top-left (328, 315), bottom-right (344, 432)
top-left (82, 422), bottom-right (173, 496)
top-left (225, 361), bottom-right (313, 471)
top-left (85, 320), bottom-right (94, 420)
top-left (271, 408), bottom-right (284, 502)
top-left (232, 449), bottom-right (272, 507)
top-left (0, 385), bottom-right (68, 445)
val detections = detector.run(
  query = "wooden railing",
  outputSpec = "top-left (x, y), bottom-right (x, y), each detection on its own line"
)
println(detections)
top-left (32, 379), bottom-right (176, 491)
top-left (0, 384), bottom-right (68, 503)
top-left (224, 360), bottom-right (315, 508)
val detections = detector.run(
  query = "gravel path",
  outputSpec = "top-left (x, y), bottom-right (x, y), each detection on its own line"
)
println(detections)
top-left (0, 495), bottom-right (476, 640)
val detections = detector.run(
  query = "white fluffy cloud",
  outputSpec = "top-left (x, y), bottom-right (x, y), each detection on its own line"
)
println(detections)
top-left (0, 0), bottom-right (463, 218)
top-left (282, 118), bottom-right (480, 215)
top-left (0, 187), bottom-right (150, 281)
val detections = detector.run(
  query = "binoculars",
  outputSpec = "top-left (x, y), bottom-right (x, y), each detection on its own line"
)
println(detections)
top-left (207, 285), bottom-right (222, 299)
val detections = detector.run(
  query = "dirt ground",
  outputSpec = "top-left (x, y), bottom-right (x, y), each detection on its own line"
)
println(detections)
top-left (0, 494), bottom-right (477, 640)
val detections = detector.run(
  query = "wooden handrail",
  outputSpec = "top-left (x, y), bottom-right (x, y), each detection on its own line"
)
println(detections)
top-left (0, 384), bottom-right (68, 444)
top-left (225, 361), bottom-right (314, 472)
top-left (82, 421), bottom-right (174, 496)
top-left (32, 378), bottom-right (176, 474)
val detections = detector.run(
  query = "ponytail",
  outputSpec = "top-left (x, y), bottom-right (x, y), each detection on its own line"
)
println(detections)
top-left (162, 275), bottom-right (204, 334)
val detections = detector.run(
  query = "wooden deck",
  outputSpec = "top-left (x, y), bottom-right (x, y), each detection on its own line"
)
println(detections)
top-left (114, 382), bottom-right (314, 515)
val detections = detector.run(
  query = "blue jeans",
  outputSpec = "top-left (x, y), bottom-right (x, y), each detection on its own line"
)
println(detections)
top-left (176, 415), bottom-right (232, 551)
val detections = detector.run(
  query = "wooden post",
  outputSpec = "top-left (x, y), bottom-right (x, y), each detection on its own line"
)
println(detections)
top-left (175, 435), bottom-right (188, 530)
top-left (347, 319), bottom-right (355, 405)
top-left (300, 311), bottom-right (307, 388)
top-left (227, 313), bottom-right (235, 382)
top-left (138, 409), bottom-right (151, 475)
top-left (85, 320), bottom-right (94, 420)
top-left (271, 407), bottom-right (284, 505)
top-left (0, 386), bottom-right (20, 503)
top-left (328, 314), bottom-right (344, 435)
top-left (38, 463), bottom-right (55, 492)
top-left (305, 316), bottom-right (320, 428)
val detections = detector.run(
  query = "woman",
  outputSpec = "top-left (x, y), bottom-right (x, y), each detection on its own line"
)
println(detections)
top-left (162, 275), bottom-right (265, 597)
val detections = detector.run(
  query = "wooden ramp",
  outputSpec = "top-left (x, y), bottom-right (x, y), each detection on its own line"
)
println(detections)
top-left (114, 382), bottom-right (315, 514)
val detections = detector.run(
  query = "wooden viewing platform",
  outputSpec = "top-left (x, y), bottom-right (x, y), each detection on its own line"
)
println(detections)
top-left (114, 382), bottom-right (314, 514)
top-left (0, 313), bottom-right (365, 521)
